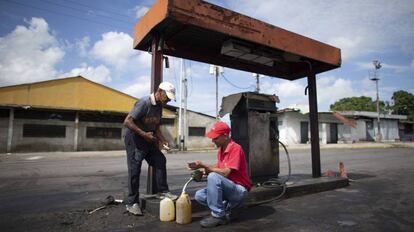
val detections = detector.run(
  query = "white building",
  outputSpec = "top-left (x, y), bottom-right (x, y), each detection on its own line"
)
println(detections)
top-left (277, 109), bottom-right (407, 145)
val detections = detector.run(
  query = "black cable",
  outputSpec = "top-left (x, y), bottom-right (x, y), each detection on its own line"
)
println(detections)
top-left (38, 0), bottom-right (134, 24)
top-left (64, 0), bottom-right (135, 20)
top-left (220, 73), bottom-right (254, 90)
top-left (2, 0), bottom-right (131, 30)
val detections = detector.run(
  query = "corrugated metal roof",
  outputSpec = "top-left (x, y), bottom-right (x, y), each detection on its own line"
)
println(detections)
top-left (0, 76), bottom-right (176, 118)
top-left (277, 109), bottom-right (407, 120)
top-left (339, 111), bottom-right (407, 120)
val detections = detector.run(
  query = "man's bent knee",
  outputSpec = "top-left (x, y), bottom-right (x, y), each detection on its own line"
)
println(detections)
top-left (195, 189), bottom-right (206, 203)
top-left (207, 172), bottom-right (223, 184)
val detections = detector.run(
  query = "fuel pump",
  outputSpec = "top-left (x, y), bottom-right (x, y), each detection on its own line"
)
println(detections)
top-left (220, 92), bottom-right (292, 205)
top-left (220, 92), bottom-right (280, 183)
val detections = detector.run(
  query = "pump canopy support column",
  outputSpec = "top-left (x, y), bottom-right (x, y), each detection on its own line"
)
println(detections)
top-left (307, 72), bottom-right (321, 177)
top-left (147, 33), bottom-right (163, 194)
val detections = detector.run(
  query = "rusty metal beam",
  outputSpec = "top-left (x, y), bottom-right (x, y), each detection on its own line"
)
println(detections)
top-left (147, 33), bottom-right (163, 194)
top-left (151, 33), bottom-right (163, 91)
top-left (308, 71), bottom-right (321, 178)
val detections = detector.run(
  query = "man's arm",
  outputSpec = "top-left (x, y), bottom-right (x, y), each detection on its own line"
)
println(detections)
top-left (188, 161), bottom-right (231, 177)
top-left (123, 115), bottom-right (156, 142)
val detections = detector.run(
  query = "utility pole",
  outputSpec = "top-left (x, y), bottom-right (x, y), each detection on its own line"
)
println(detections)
top-left (371, 60), bottom-right (382, 142)
top-left (253, 73), bottom-right (260, 93)
top-left (210, 65), bottom-right (223, 119)
top-left (178, 59), bottom-right (188, 150)
top-left (183, 65), bottom-right (188, 151)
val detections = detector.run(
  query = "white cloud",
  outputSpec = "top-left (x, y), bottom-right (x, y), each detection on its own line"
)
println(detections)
top-left (133, 6), bottom-right (149, 19)
top-left (357, 61), bottom-right (410, 74)
top-left (411, 60), bottom-right (414, 71)
top-left (260, 76), bottom-right (361, 111)
top-left (187, 90), bottom-right (218, 116)
top-left (317, 77), bottom-right (356, 105)
top-left (261, 80), bottom-right (305, 98)
top-left (123, 75), bottom-right (151, 97)
top-left (0, 17), bottom-right (64, 86)
top-left (75, 36), bottom-right (90, 57)
top-left (90, 31), bottom-right (151, 70)
top-left (230, 0), bottom-right (414, 60)
top-left (260, 79), bottom-right (308, 111)
top-left (382, 63), bottom-right (410, 73)
top-left (90, 32), bottom-right (134, 69)
top-left (328, 36), bottom-right (363, 60)
top-left (61, 63), bottom-right (111, 83)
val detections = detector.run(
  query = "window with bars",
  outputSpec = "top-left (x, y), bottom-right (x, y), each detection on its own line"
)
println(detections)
top-left (86, 127), bottom-right (122, 139)
top-left (189, 127), bottom-right (206, 136)
top-left (23, 124), bottom-right (66, 138)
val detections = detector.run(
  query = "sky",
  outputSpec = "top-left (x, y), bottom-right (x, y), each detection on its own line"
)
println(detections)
top-left (1, 0), bottom-right (413, 117)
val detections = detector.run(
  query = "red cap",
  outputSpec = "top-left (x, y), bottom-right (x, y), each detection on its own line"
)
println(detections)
top-left (206, 122), bottom-right (231, 139)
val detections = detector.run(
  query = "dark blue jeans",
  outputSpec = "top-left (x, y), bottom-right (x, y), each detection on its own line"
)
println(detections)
top-left (124, 132), bottom-right (169, 204)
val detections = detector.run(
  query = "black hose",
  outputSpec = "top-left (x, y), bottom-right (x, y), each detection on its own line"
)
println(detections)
top-left (247, 141), bottom-right (291, 206)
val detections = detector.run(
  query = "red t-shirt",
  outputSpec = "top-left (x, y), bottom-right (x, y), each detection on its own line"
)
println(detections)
top-left (217, 140), bottom-right (252, 191)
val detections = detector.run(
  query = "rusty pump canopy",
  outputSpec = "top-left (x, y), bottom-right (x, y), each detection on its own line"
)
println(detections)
top-left (133, 0), bottom-right (341, 80)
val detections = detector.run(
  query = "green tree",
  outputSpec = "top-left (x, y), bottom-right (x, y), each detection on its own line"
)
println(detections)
top-left (391, 90), bottom-right (414, 121)
top-left (330, 96), bottom-right (385, 112)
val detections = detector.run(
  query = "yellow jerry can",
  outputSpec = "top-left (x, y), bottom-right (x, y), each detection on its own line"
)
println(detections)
top-left (175, 192), bottom-right (192, 224)
top-left (160, 197), bottom-right (175, 221)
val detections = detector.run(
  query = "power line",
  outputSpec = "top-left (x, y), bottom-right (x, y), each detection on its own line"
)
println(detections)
top-left (2, 0), bottom-right (131, 30)
top-left (38, 0), bottom-right (134, 24)
top-left (64, 0), bottom-right (135, 20)
top-left (220, 73), bottom-right (254, 90)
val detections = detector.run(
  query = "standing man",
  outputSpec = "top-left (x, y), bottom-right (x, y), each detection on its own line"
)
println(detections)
top-left (188, 121), bottom-right (252, 228)
top-left (123, 82), bottom-right (177, 216)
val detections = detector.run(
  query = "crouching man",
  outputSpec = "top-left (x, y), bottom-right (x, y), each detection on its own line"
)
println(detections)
top-left (188, 121), bottom-right (252, 228)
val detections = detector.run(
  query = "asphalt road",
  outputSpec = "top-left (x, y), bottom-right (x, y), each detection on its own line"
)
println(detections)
top-left (0, 147), bottom-right (413, 231)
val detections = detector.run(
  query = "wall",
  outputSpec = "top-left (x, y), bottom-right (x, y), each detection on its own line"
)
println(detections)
top-left (338, 124), bottom-right (352, 143)
top-left (186, 111), bottom-right (216, 149)
top-left (278, 112), bottom-right (343, 145)
top-left (160, 119), bottom-right (177, 148)
top-left (255, 111), bottom-right (404, 145)
top-left (278, 112), bottom-right (307, 145)
top-left (12, 119), bottom-right (75, 152)
top-left (77, 122), bottom-right (125, 151)
top-left (374, 119), bottom-right (400, 141)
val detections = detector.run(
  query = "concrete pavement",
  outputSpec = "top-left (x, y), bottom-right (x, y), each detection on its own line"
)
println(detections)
top-left (0, 147), bottom-right (413, 231)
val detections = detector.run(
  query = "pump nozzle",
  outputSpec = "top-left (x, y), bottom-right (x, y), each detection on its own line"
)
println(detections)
top-left (181, 170), bottom-right (204, 195)
top-left (191, 169), bottom-right (203, 182)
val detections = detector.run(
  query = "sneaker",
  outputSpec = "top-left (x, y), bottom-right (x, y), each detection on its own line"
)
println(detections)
top-left (200, 215), bottom-right (228, 228)
top-left (156, 192), bottom-right (178, 201)
top-left (226, 205), bottom-right (244, 221)
top-left (126, 203), bottom-right (143, 216)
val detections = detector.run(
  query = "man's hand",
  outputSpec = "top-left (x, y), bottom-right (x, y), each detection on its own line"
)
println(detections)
top-left (187, 160), bottom-right (204, 170)
top-left (142, 132), bottom-right (157, 143)
top-left (159, 141), bottom-right (170, 151)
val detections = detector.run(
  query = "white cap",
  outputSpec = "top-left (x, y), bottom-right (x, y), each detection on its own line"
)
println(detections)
top-left (158, 82), bottom-right (176, 101)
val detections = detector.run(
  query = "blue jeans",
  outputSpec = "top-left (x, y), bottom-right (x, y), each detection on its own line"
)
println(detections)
top-left (195, 172), bottom-right (247, 218)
